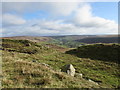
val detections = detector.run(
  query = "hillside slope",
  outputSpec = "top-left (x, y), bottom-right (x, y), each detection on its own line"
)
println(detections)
top-left (66, 44), bottom-right (120, 63)
top-left (1, 39), bottom-right (120, 88)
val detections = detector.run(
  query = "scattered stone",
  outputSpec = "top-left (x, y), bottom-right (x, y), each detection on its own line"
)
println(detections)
top-left (88, 79), bottom-right (99, 85)
top-left (25, 43), bottom-right (31, 46)
top-left (79, 73), bottom-right (83, 78)
top-left (32, 60), bottom-right (37, 62)
top-left (41, 63), bottom-right (50, 67)
top-left (61, 64), bottom-right (75, 76)
top-left (59, 69), bottom-right (61, 72)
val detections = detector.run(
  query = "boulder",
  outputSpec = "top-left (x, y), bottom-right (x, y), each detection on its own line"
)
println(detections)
top-left (79, 73), bottom-right (83, 78)
top-left (61, 64), bottom-right (75, 76)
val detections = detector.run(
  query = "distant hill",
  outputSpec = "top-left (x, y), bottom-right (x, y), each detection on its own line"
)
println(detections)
top-left (48, 35), bottom-right (119, 47)
top-left (1, 36), bottom-right (52, 43)
top-left (49, 35), bottom-right (119, 40)
top-left (1, 35), bottom-right (119, 48)
top-left (48, 35), bottom-right (97, 48)
top-left (49, 35), bottom-right (96, 41)
top-left (76, 37), bottom-right (119, 44)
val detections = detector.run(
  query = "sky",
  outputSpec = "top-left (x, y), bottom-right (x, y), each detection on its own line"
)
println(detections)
top-left (1, 1), bottom-right (118, 37)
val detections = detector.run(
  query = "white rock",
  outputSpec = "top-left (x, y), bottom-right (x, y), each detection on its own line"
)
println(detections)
top-left (61, 64), bottom-right (75, 77)
top-left (79, 73), bottom-right (83, 78)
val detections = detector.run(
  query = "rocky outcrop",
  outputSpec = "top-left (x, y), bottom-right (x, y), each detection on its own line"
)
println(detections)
top-left (61, 64), bottom-right (75, 76)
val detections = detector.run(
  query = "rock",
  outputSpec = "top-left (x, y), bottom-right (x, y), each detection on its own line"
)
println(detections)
top-left (79, 73), bottom-right (83, 78)
top-left (25, 43), bottom-right (31, 46)
top-left (32, 60), bottom-right (37, 62)
top-left (88, 79), bottom-right (99, 85)
top-left (41, 63), bottom-right (50, 67)
top-left (61, 64), bottom-right (75, 76)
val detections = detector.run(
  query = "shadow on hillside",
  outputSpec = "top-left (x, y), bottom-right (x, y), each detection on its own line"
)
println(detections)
top-left (65, 46), bottom-right (119, 64)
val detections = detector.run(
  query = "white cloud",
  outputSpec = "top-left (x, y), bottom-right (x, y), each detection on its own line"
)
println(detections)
top-left (1, 2), bottom-right (118, 37)
top-left (2, 14), bottom-right (26, 26)
top-left (2, 20), bottom-right (80, 36)
top-left (72, 3), bottom-right (117, 27)
top-left (73, 4), bottom-right (92, 26)
top-left (2, 2), bottom-right (80, 16)
top-left (70, 3), bottom-right (118, 33)
top-left (43, 2), bottom-right (79, 16)
top-left (3, 18), bottom-right (117, 37)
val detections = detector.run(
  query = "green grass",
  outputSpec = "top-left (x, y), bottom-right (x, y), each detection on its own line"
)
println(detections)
top-left (66, 43), bottom-right (120, 63)
top-left (1, 39), bottom-right (120, 88)
top-left (2, 51), bottom-right (100, 88)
